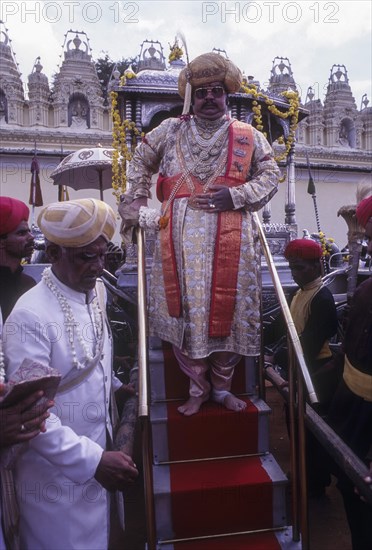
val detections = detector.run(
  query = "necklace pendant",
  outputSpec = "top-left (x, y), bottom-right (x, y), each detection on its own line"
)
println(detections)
top-left (159, 216), bottom-right (169, 229)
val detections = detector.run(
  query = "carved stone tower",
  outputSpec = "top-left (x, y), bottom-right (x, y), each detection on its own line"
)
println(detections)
top-left (323, 64), bottom-right (359, 148)
top-left (268, 56), bottom-right (298, 95)
top-left (0, 24), bottom-right (25, 126)
top-left (302, 87), bottom-right (325, 146)
top-left (51, 31), bottom-right (104, 130)
top-left (359, 94), bottom-right (372, 151)
top-left (27, 57), bottom-right (50, 127)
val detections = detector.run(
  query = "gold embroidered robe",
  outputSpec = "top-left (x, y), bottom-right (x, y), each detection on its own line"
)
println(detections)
top-left (127, 116), bottom-right (280, 358)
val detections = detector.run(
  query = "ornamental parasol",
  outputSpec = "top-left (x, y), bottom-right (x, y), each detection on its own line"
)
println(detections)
top-left (50, 146), bottom-right (116, 201)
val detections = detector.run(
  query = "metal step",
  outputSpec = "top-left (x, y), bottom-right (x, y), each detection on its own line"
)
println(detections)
top-left (155, 526), bottom-right (301, 549)
top-left (152, 453), bottom-right (288, 541)
top-left (151, 396), bottom-right (271, 463)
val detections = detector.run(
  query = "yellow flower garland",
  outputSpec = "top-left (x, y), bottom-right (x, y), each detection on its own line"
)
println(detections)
top-left (110, 90), bottom-right (142, 203)
top-left (239, 84), bottom-right (300, 165)
top-left (318, 231), bottom-right (336, 258)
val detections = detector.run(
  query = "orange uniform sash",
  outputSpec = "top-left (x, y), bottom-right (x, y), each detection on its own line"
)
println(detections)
top-left (157, 120), bottom-right (254, 338)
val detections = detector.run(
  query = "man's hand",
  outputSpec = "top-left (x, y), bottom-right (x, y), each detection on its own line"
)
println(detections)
top-left (354, 461), bottom-right (372, 502)
top-left (94, 450), bottom-right (139, 492)
top-left (0, 386), bottom-right (54, 448)
top-left (118, 195), bottom-right (148, 228)
top-left (194, 184), bottom-right (234, 212)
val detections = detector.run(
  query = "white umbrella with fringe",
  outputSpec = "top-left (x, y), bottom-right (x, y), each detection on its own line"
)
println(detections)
top-left (50, 146), bottom-right (116, 201)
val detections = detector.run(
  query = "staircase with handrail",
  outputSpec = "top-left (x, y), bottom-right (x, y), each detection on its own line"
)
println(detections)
top-left (135, 226), bottom-right (303, 550)
top-left (147, 338), bottom-right (299, 549)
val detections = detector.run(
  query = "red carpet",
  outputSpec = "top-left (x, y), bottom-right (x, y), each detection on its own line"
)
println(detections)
top-left (169, 457), bottom-right (274, 538)
top-left (154, 343), bottom-right (284, 544)
top-left (166, 399), bottom-right (259, 460)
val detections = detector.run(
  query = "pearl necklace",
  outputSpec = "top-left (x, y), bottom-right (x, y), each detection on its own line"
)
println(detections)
top-left (190, 116), bottom-right (229, 149)
top-left (42, 267), bottom-right (104, 369)
top-left (0, 338), bottom-right (5, 383)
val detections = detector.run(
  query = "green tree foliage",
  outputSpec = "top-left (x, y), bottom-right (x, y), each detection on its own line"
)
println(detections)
top-left (95, 52), bottom-right (138, 102)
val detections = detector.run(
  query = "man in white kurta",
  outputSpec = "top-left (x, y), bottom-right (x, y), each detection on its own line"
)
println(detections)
top-left (3, 199), bottom-right (138, 549)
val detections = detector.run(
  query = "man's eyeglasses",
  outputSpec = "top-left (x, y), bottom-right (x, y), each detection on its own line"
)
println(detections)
top-left (194, 86), bottom-right (225, 100)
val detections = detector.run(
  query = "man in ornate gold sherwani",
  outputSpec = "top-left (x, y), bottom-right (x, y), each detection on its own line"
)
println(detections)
top-left (120, 52), bottom-right (280, 415)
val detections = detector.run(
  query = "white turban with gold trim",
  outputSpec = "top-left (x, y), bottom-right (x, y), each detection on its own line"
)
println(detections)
top-left (38, 198), bottom-right (116, 247)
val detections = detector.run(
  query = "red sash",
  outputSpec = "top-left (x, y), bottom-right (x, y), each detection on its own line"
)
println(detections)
top-left (157, 121), bottom-right (254, 338)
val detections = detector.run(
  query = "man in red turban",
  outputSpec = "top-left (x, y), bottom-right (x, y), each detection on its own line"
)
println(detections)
top-left (284, 237), bottom-right (323, 261)
top-left (327, 195), bottom-right (372, 549)
top-left (356, 195), bottom-right (372, 230)
top-left (0, 196), bottom-right (36, 321)
top-left (0, 196), bottom-right (30, 237)
top-left (0, 197), bottom-right (52, 549)
top-left (265, 238), bottom-right (338, 497)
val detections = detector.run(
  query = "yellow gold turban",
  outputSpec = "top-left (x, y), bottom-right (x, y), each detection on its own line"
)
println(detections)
top-left (178, 52), bottom-right (242, 98)
top-left (38, 198), bottom-right (116, 247)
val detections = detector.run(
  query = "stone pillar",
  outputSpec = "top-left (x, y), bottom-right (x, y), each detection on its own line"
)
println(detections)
top-left (285, 144), bottom-right (296, 225)
top-left (135, 98), bottom-right (142, 143)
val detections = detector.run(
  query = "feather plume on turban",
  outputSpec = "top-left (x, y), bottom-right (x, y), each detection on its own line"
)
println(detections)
top-left (356, 195), bottom-right (372, 228)
top-left (178, 52), bottom-right (242, 99)
top-left (0, 197), bottom-right (30, 236)
top-left (284, 239), bottom-right (323, 260)
top-left (38, 198), bottom-right (116, 248)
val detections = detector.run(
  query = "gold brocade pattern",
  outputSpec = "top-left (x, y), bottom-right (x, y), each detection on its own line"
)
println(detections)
top-left (127, 116), bottom-right (280, 358)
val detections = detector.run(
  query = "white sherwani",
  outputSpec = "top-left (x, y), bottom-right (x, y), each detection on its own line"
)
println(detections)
top-left (3, 270), bottom-right (121, 550)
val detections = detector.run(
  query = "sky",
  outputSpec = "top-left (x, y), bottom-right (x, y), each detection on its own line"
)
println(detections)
top-left (0, 0), bottom-right (371, 107)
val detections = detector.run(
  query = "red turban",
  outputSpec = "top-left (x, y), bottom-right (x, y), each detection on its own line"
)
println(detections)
top-left (284, 239), bottom-right (323, 260)
top-left (0, 197), bottom-right (30, 236)
top-left (356, 196), bottom-right (372, 228)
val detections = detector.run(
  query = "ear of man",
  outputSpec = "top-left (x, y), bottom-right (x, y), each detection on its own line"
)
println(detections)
top-left (45, 241), bottom-right (62, 263)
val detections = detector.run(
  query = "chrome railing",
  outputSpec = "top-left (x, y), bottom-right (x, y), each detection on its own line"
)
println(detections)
top-left (254, 212), bottom-right (315, 548)
top-left (136, 227), bottom-right (156, 550)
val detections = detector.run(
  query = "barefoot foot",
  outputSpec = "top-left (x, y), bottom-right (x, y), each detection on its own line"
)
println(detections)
top-left (177, 396), bottom-right (208, 416)
top-left (224, 393), bottom-right (247, 411)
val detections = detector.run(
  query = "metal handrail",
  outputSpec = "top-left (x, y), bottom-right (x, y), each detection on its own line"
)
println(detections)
top-left (136, 227), bottom-right (156, 550)
top-left (264, 366), bottom-right (372, 505)
top-left (254, 212), bottom-right (318, 404)
top-left (136, 227), bottom-right (149, 419)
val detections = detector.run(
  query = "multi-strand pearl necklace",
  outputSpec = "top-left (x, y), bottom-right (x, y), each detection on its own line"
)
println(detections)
top-left (189, 116), bottom-right (229, 149)
top-left (0, 338), bottom-right (5, 384)
top-left (183, 117), bottom-right (232, 180)
top-left (42, 267), bottom-right (104, 369)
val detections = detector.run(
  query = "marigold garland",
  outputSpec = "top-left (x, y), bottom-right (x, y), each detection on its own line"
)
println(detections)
top-left (318, 231), bottom-right (336, 258)
top-left (239, 84), bottom-right (300, 166)
top-left (110, 90), bottom-right (142, 203)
